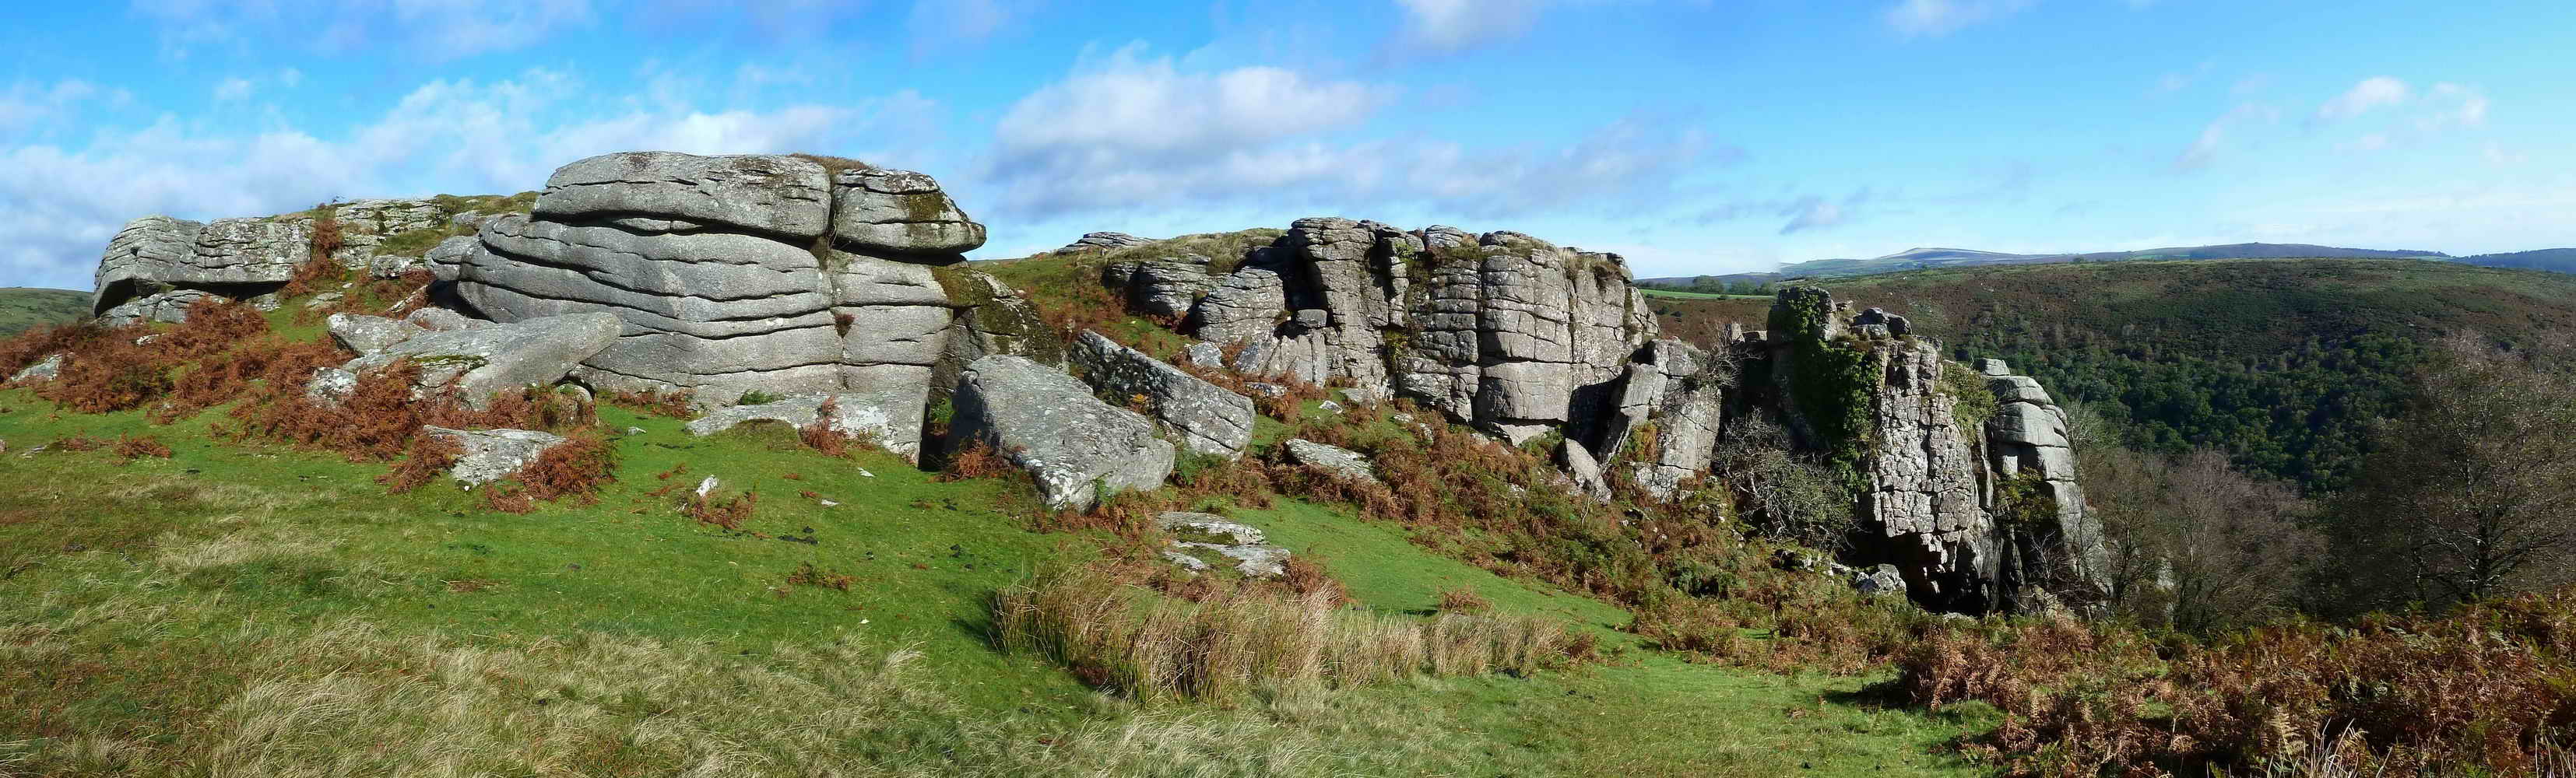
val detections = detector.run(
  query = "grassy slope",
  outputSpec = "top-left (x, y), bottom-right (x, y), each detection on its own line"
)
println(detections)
top-left (0, 289), bottom-right (1995, 776)
top-left (0, 288), bottom-right (90, 336)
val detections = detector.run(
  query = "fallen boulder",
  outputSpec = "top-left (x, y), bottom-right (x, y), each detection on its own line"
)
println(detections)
top-left (947, 355), bottom-right (1174, 510)
top-left (423, 426), bottom-right (568, 486)
top-left (341, 312), bottom-right (620, 408)
top-left (9, 354), bottom-right (64, 384)
top-left (1284, 439), bottom-right (1379, 485)
top-left (1158, 512), bottom-right (1292, 577)
top-left (1068, 331), bottom-right (1255, 457)
top-left (683, 393), bottom-right (919, 460)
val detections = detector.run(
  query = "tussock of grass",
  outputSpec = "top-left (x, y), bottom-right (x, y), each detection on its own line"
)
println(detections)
top-left (995, 565), bottom-right (1582, 700)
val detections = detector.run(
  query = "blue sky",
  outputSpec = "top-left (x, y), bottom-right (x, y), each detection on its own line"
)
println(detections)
top-left (3, 0), bottom-right (2570, 289)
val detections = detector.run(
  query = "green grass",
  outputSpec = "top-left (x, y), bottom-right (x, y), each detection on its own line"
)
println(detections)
top-left (0, 287), bottom-right (90, 336)
top-left (0, 387), bottom-right (1997, 776)
top-left (0, 272), bottom-right (1998, 774)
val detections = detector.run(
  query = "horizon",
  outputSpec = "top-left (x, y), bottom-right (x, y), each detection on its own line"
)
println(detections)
top-left (3, 0), bottom-right (2571, 290)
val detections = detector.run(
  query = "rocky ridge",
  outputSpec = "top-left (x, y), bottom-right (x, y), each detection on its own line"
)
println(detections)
top-left (77, 149), bottom-right (2108, 615)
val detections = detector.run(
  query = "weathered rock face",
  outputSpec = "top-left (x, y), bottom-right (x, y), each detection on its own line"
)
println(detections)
top-left (947, 355), bottom-right (1174, 510)
top-left (1758, 287), bottom-right (2108, 615)
top-left (443, 152), bottom-right (986, 459)
top-left (326, 314), bottom-right (428, 356)
top-left (1858, 337), bottom-right (1994, 612)
top-left (932, 268), bottom-right (1056, 405)
top-left (93, 216), bottom-right (306, 320)
top-left (339, 312), bottom-right (620, 409)
top-left (1152, 217), bottom-right (1656, 444)
top-left (1102, 256), bottom-right (1216, 319)
top-left (1055, 231), bottom-right (1155, 254)
top-left (1981, 359), bottom-right (2112, 606)
top-left (1604, 339), bottom-right (1727, 499)
top-left (93, 198), bottom-right (508, 323)
top-left (1068, 331), bottom-right (1255, 457)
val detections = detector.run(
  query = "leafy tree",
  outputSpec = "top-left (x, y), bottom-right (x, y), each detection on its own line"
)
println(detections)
top-left (2322, 334), bottom-right (2576, 613)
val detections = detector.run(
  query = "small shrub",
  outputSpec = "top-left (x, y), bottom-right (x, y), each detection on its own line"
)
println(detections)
top-left (685, 489), bottom-right (757, 531)
top-left (1436, 587), bottom-right (1492, 614)
top-left (785, 562), bottom-right (855, 592)
top-left (111, 434), bottom-right (173, 463)
top-left (939, 440), bottom-right (1014, 482)
top-left (604, 388), bottom-right (695, 418)
top-left (379, 433), bottom-right (464, 494)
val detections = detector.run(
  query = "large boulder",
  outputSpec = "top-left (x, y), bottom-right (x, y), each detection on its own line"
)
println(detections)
top-left (1601, 339), bottom-right (1724, 499)
top-left (947, 356), bottom-right (1174, 511)
top-left (1103, 256), bottom-right (1216, 319)
top-left (442, 151), bottom-right (982, 462)
top-left (424, 426), bottom-right (568, 486)
top-left (341, 312), bottom-right (620, 408)
top-left (93, 216), bottom-right (310, 319)
top-left (1068, 331), bottom-right (1255, 457)
top-left (830, 168), bottom-right (986, 256)
top-left (1985, 366), bottom-right (2111, 603)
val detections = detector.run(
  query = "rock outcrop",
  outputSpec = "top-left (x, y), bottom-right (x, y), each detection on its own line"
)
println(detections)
top-left (8, 354), bottom-right (64, 384)
top-left (93, 197), bottom-right (518, 324)
top-left (1121, 217), bottom-right (1657, 447)
top-left (947, 355), bottom-right (1174, 510)
top-left (1759, 287), bottom-right (2109, 614)
top-left (1980, 359), bottom-right (2112, 607)
top-left (1604, 339), bottom-right (1727, 499)
top-left (438, 152), bottom-right (989, 458)
top-left (1068, 331), bottom-right (1255, 457)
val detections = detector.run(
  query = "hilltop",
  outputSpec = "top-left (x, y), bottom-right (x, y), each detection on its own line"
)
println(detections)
top-left (1642, 242), bottom-right (2457, 289)
top-left (0, 287), bottom-right (90, 335)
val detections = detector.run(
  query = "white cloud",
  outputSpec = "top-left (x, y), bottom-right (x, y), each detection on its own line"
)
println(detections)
top-left (213, 76), bottom-right (254, 101)
top-left (977, 47), bottom-right (1722, 223)
top-left (2315, 76), bottom-right (2409, 122)
top-left (2483, 142), bottom-right (2527, 166)
top-left (2175, 101), bottom-right (2279, 170)
top-left (0, 79), bottom-right (106, 132)
top-left (906, 0), bottom-right (1042, 56)
top-left (1395, 0), bottom-right (1548, 51)
top-left (2418, 82), bottom-right (2489, 131)
top-left (1884, 0), bottom-right (2035, 37)
top-left (279, 68), bottom-right (303, 88)
top-left (0, 69), bottom-right (937, 289)
top-left (132, 0), bottom-right (595, 61)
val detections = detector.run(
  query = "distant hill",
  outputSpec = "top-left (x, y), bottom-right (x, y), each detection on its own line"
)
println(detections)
top-left (1646, 258), bottom-right (2576, 492)
top-left (2460, 248), bottom-right (2576, 274)
top-left (0, 288), bottom-right (89, 335)
top-left (1641, 242), bottom-right (2454, 288)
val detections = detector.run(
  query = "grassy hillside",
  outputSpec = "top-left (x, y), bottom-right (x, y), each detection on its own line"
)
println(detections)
top-left (0, 274), bottom-right (1997, 776)
top-left (0, 287), bottom-right (89, 335)
top-left (1649, 258), bottom-right (2576, 490)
